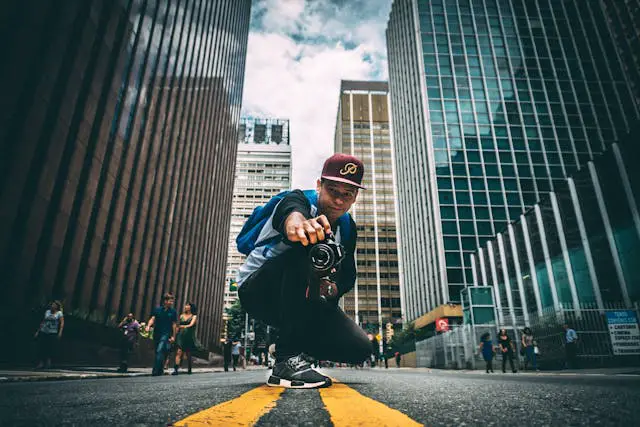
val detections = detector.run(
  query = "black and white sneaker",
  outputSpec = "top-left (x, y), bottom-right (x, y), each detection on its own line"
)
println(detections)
top-left (267, 354), bottom-right (331, 389)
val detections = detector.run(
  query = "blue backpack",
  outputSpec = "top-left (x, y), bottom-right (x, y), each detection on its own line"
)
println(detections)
top-left (236, 189), bottom-right (352, 255)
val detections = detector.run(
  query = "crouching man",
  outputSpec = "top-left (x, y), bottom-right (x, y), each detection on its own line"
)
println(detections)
top-left (237, 153), bottom-right (371, 388)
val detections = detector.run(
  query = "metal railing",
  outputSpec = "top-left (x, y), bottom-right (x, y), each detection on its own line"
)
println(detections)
top-left (415, 302), bottom-right (640, 370)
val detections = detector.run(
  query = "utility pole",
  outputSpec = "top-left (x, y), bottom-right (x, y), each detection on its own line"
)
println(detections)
top-left (243, 312), bottom-right (249, 368)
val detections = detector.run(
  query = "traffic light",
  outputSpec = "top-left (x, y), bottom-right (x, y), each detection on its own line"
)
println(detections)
top-left (385, 322), bottom-right (394, 342)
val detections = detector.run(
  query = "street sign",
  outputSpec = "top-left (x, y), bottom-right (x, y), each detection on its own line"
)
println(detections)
top-left (435, 317), bottom-right (449, 332)
top-left (247, 332), bottom-right (255, 341)
top-left (606, 310), bottom-right (640, 356)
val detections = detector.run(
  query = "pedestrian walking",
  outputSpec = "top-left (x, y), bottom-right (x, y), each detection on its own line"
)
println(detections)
top-left (172, 302), bottom-right (197, 375)
top-left (394, 351), bottom-right (401, 368)
top-left (563, 324), bottom-right (579, 369)
top-left (223, 338), bottom-right (232, 372)
top-left (521, 327), bottom-right (538, 371)
top-left (369, 334), bottom-right (379, 368)
top-left (34, 301), bottom-right (64, 369)
top-left (231, 340), bottom-right (241, 371)
top-left (479, 332), bottom-right (495, 373)
top-left (147, 293), bottom-right (178, 376)
top-left (117, 313), bottom-right (140, 373)
top-left (498, 328), bottom-right (517, 373)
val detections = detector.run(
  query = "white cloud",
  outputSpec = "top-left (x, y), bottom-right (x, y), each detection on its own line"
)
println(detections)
top-left (241, 0), bottom-right (392, 188)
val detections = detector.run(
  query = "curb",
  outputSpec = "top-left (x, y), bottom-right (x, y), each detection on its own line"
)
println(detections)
top-left (0, 366), bottom-right (269, 384)
top-left (0, 372), bottom-right (149, 383)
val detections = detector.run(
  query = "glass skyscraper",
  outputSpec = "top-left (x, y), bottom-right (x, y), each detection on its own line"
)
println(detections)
top-left (472, 123), bottom-right (640, 326)
top-left (387, 0), bottom-right (640, 322)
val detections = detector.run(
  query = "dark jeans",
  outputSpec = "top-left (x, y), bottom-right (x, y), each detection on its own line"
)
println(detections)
top-left (566, 342), bottom-right (578, 369)
top-left (37, 333), bottom-right (58, 364)
top-left (238, 245), bottom-right (371, 363)
top-left (119, 339), bottom-right (134, 371)
top-left (152, 334), bottom-right (171, 375)
top-left (502, 351), bottom-right (516, 372)
top-left (484, 357), bottom-right (494, 372)
top-left (524, 346), bottom-right (537, 370)
top-left (232, 354), bottom-right (240, 370)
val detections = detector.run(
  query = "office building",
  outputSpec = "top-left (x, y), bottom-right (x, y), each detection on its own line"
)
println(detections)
top-left (386, 0), bottom-right (640, 322)
top-left (0, 0), bottom-right (252, 357)
top-left (223, 118), bottom-right (291, 337)
top-left (472, 123), bottom-right (640, 325)
top-left (334, 81), bottom-right (404, 333)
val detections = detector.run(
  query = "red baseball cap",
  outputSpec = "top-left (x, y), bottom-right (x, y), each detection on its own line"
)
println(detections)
top-left (321, 153), bottom-right (366, 189)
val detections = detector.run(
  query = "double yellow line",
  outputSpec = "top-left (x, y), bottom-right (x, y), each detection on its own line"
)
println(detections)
top-left (174, 382), bottom-right (422, 426)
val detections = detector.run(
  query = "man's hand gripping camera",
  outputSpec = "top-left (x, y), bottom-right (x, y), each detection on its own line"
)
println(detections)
top-left (307, 233), bottom-right (345, 302)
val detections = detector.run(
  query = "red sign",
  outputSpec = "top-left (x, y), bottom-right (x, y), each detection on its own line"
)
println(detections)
top-left (435, 318), bottom-right (449, 332)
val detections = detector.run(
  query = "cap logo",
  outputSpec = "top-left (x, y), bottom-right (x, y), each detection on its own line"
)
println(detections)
top-left (339, 163), bottom-right (358, 176)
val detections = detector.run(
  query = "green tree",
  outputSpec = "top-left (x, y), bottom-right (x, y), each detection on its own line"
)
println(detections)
top-left (225, 300), bottom-right (269, 348)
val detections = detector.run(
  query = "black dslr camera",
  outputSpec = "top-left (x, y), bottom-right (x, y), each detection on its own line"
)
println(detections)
top-left (307, 233), bottom-right (345, 302)
top-left (308, 233), bottom-right (345, 277)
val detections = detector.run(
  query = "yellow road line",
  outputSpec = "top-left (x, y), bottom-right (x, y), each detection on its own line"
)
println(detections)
top-left (319, 382), bottom-right (423, 427)
top-left (173, 385), bottom-right (284, 426)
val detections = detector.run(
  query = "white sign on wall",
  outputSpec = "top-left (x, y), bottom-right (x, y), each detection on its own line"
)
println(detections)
top-left (606, 310), bottom-right (640, 356)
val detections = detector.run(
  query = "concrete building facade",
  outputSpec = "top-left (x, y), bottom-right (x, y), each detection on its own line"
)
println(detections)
top-left (223, 118), bottom-right (291, 338)
top-left (334, 81), bottom-right (404, 334)
top-left (0, 0), bottom-right (251, 357)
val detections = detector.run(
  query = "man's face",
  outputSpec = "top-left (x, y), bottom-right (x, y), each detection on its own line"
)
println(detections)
top-left (164, 297), bottom-right (174, 308)
top-left (316, 179), bottom-right (358, 223)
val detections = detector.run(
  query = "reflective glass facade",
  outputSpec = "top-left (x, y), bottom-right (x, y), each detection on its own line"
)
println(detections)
top-left (334, 81), bottom-right (403, 329)
top-left (0, 0), bottom-right (251, 351)
top-left (387, 0), bottom-right (640, 322)
top-left (473, 126), bottom-right (640, 323)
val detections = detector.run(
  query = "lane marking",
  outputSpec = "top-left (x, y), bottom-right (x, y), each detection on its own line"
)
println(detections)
top-left (173, 385), bottom-right (284, 426)
top-left (319, 381), bottom-right (422, 427)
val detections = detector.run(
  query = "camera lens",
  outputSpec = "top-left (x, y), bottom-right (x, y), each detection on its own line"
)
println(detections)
top-left (309, 243), bottom-right (335, 272)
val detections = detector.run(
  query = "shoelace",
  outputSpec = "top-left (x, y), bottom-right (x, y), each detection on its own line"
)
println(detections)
top-left (287, 354), bottom-right (312, 371)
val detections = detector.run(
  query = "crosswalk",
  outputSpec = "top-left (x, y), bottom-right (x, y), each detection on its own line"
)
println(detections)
top-left (174, 380), bottom-right (422, 426)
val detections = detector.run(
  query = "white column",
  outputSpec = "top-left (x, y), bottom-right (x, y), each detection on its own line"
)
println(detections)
top-left (589, 162), bottom-right (631, 306)
top-left (520, 216), bottom-right (543, 315)
top-left (550, 193), bottom-right (581, 313)
top-left (567, 178), bottom-right (603, 310)
top-left (369, 93), bottom-right (384, 355)
top-left (349, 91), bottom-right (359, 325)
top-left (507, 225), bottom-right (530, 324)
top-left (388, 91), bottom-right (406, 325)
top-left (534, 205), bottom-right (561, 311)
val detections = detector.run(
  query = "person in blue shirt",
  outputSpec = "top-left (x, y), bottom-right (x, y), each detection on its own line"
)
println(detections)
top-left (563, 324), bottom-right (579, 369)
top-left (479, 332), bottom-right (495, 373)
top-left (147, 293), bottom-right (178, 376)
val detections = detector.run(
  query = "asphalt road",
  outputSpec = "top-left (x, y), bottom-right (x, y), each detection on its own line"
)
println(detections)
top-left (1, 368), bottom-right (639, 426)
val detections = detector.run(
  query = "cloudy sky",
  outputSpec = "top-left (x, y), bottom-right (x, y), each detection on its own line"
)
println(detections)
top-left (241, 0), bottom-right (393, 188)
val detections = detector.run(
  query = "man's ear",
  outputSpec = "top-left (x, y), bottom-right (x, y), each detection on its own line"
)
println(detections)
top-left (316, 178), bottom-right (322, 192)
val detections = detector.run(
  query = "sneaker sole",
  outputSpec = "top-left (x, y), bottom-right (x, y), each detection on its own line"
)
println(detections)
top-left (266, 375), bottom-right (331, 389)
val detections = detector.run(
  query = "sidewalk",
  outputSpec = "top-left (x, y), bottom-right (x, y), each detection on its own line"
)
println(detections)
top-left (426, 367), bottom-right (640, 376)
top-left (0, 365), bottom-right (268, 383)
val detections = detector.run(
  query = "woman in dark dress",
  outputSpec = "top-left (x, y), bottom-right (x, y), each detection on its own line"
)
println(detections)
top-left (172, 302), bottom-right (197, 375)
top-left (478, 332), bottom-right (495, 373)
top-left (498, 328), bottom-right (517, 373)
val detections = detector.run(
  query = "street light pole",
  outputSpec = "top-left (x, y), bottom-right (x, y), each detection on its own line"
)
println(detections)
top-left (244, 312), bottom-right (249, 368)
